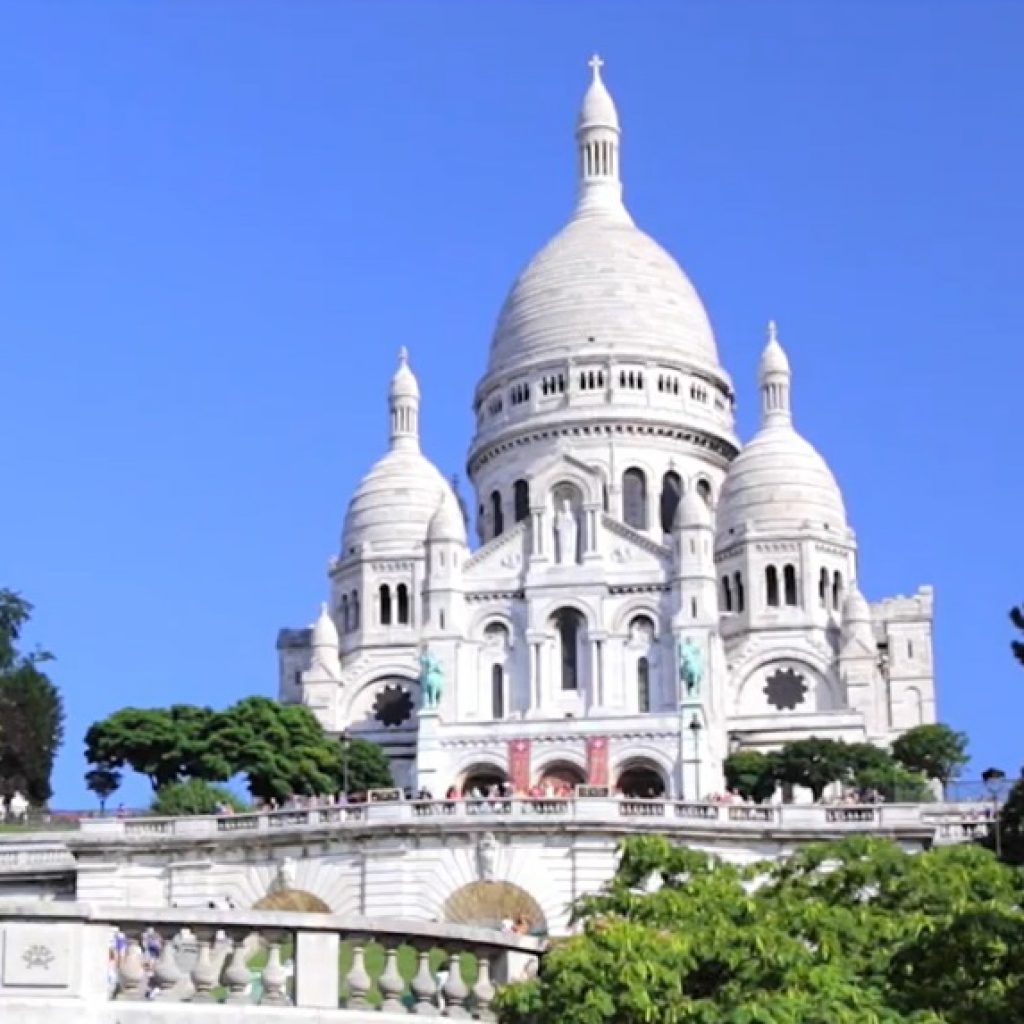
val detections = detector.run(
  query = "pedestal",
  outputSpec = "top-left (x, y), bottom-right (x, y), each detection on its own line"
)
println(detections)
top-left (414, 709), bottom-right (446, 795)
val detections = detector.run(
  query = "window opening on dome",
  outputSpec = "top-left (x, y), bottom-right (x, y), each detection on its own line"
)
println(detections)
top-left (513, 479), bottom-right (530, 523)
top-left (397, 583), bottom-right (410, 625)
top-left (818, 568), bottom-right (829, 608)
top-left (379, 584), bottom-right (392, 626)
top-left (660, 471), bottom-right (682, 533)
top-left (722, 576), bottom-right (733, 613)
top-left (691, 597), bottom-right (698, 619)
top-left (622, 468), bottom-right (648, 530)
top-left (784, 565), bottom-right (799, 607)
top-left (439, 609), bottom-right (446, 630)
top-left (554, 608), bottom-right (584, 691)
top-left (491, 664), bottom-right (505, 720)
top-left (696, 478), bottom-right (712, 507)
top-left (637, 656), bottom-right (650, 713)
top-left (832, 571), bottom-right (843, 611)
top-left (490, 490), bottom-right (504, 538)
top-left (734, 572), bottom-right (745, 613)
top-left (766, 565), bottom-right (780, 608)
top-left (907, 640), bottom-right (914, 659)
top-left (340, 595), bottom-right (349, 633)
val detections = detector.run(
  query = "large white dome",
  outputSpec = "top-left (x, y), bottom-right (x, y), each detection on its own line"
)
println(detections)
top-left (487, 213), bottom-right (721, 378)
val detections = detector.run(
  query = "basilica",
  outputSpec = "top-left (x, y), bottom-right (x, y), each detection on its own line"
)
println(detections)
top-left (277, 58), bottom-right (936, 798)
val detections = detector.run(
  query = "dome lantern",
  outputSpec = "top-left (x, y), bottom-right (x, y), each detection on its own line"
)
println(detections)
top-left (759, 320), bottom-right (792, 427)
top-left (575, 54), bottom-right (628, 222)
top-left (389, 347), bottom-right (420, 451)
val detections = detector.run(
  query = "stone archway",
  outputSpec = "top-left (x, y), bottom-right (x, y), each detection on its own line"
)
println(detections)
top-left (443, 881), bottom-right (547, 936)
top-left (461, 764), bottom-right (508, 794)
top-left (253, 889), bottom-right (331, 913)
top-left (617, 760), bottom-right (667, 798)
top-left (537, 760), bottom-right (586, 790)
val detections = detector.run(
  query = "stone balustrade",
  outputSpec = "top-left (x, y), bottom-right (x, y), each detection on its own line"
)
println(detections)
top-left (71, 796), bottom-right (995, 842)
top-left (0, 841), bottom-right (76, 874)
top-left (0, 903), bottom-right (542, 1022)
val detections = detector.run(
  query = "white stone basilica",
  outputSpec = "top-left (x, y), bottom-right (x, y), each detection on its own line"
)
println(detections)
top-left (277, 58), bottom-right (936, 799)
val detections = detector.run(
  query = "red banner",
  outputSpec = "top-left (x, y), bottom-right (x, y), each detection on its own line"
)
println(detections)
top-left (586, 736), bottom-right (609, 787)
top-left (508, 738), bottom-right (531, 793)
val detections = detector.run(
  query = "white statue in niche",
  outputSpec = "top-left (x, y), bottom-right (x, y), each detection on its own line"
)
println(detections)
top-left (477, 832), bottom-right (499, 881)
top-left (554, 500), bottom-right (578, 565)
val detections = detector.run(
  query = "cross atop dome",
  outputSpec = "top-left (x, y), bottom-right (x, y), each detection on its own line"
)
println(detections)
top-left (588, 53), bottom-right (604, 79)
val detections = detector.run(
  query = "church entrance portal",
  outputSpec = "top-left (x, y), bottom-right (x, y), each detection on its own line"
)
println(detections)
top-left (617, 763), bottom-right (666, 798)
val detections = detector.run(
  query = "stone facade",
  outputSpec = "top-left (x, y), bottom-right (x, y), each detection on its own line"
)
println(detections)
top-left (277, 58), bottom-right (936, 797)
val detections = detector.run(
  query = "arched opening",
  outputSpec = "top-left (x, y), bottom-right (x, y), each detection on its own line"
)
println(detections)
top-left (696, 478), bottom-right (713, 507)
top-left (461, 763), bottom-right (509, 794)
top-left (659, 470), bottom-right (682, 533)
top-left (783, 564), bottom-right (798, 607)
top-left (734, 572), bottom-right (745, 613)
top-left (340, 594), bottom-right (349, 632)
top-left (491, 664), bottom-right (505, 720)
top-left (622, 468), bottom-right (648, 530)
top-left (832, 570), bottom-right (843, 611)
top-left (253, 889), bottom-right (331, 914)
top-left (637, 656), bottom-right (651, 713)
top-left (379, 584), bottom-right (392, 626)
top-left (819, 567), bottom-right (829, 608)
top-left (721, 576), bottom-right (733, 612)
top-left (396, 583), bottom-right (410, 624)
top-left (537, 760), bottom-right (586, 790)
top-left (490, 490), bottom-right (504, 538)
top-left (765, 565), bottom-right (780, 608)
top-left (444, 881), bottom-right (547, 936)
top-left (553, 608), bottom-right (585, 691)
top-left (617, 762), bottom-right (666, 798)
top-left (513, 479), bottom-right (530, 523)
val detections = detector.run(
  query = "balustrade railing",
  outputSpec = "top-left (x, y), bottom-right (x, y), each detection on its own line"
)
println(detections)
top-left (0, 904), bottom-right (541, 1016)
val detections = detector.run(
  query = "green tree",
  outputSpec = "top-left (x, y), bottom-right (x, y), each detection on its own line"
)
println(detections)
top-left (853, 763), bottom-right (932, 803)
top-left (84, 766), bottom-right (121, 812)
top-left (722, 749), bottom-right (777, 803)
top-left (496, 833), bottom-right (1024, 1024)
top-left (339, 736), bottom-right (394, 795)
top-left (997, 775), bottom-right (1024, 866)
top-left (208, 697), bottom-right (345, 802)
top-left (772, 737), bottom-right (850, 801)
top-left (891, 723), bottom-right (969, 788)
top-left (0, 590), bottom-right (65, 805)
top-left (1012, 605), bottom-right (1024, 667)
top-left (151, 779), bottom-right (248, 817)
top-left (84, 704), bottom-right (226, 790)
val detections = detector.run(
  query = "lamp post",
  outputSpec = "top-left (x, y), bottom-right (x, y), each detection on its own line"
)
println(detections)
top-left (689, 715), bottom-right (702, 801)
top-left (982, 767), bottom-right (1006, 858)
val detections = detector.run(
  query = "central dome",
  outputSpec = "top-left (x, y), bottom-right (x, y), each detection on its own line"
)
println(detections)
top-left (484, 57), bottom-right (723, 383)
top-left (487, 214), bottom-right (721, 378)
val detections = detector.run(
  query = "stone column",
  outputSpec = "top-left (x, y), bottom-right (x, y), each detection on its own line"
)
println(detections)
top-left (588, 632), bottom-right (606, 711)
top-left (582, 504), bottom-right (601, 562)
top-left (526, 630), bottom-right (546, 715)
top-left (529, 509), bottom-right (547, 562)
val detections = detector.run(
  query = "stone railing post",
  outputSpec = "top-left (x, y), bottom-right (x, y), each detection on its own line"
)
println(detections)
top-left (295, 928), bottom-right (340, 1008)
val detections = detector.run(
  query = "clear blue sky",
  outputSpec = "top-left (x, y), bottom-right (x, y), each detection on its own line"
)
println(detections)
top-left (2, 2), bottom-right (1022, 807)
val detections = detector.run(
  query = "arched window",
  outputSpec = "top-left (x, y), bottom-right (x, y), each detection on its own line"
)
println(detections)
top-left (396, 583), bottom-right (410, 625)
top-left (379, 584), bottom-right (392, 626)
top-left (622, 468), bottom-right (648, 530)
top-left (439, 609), bottom-right (446, 630)
top-left (721, 576), bottom-right (733, 612)
top-left (765, 565), bottom-right (780, 608)
top-left (554, 608), bottom-right (585, 691)
top-left (351, 591), bottom-right (360, 629)
top-left (832, 570), bottom-right (843, 611)
top-left (340, 595), bottom-right (350, 632)
top-left (659, 470), bottom-right (682, 533)
top-left (818, 568), bottom-right (829, 608)
top-left (696, 478), bottom-right (712, 507)
top-left (513, 479), bottom-right (530, 523)
top-left (637, 657), bottom-right (650, 713)
top-left (783, 564), bottom-right (798, 607)
top-left (490, 490), bottom-right (504, 538)
top-left (734, 572), bottom-right (745, 613)
top-left (491, 664), bottom-right (504, 720)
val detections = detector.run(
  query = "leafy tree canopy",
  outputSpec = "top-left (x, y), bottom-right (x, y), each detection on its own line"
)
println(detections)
top-left (0, 589), bottom-right (65, 805)
top-left (151, 779), bottom-right (248, 817)
top-left (891, 723), bottom-right (969, 786)
top-left (497, 834), bottom-right (1024, 1024)
top-left (84, 766), bottom-right (122, 810)
top-left (340, 735), bottom-right (395, 795)
top-left (1011, 604), bottom-right (1024, 668)
top-left (770, 737), bottom-right (852, 801)
top-left (722, 750), bottom-right (777, 803)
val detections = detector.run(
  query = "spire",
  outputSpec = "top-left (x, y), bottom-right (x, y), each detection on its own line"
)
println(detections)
top-left (759, 320), bottom-right (792, 427)
top-left (574, 54), bottom-right (628, 221)
top-left (389, 347), bottom-right (420, 451)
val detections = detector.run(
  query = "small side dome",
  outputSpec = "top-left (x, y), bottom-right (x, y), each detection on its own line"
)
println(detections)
top-left (311, 602), bottom-right (339, 647)
top-left (842, 583), bottom-right (871, 624)
top-left (674, 488), bottom-right (712, 529)
top-left (390, 346), bottom-right (420, 400)
top-left (428, 491), bottom-right (468, 545)
top-left (577, 54), bottom-right (619, 131)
